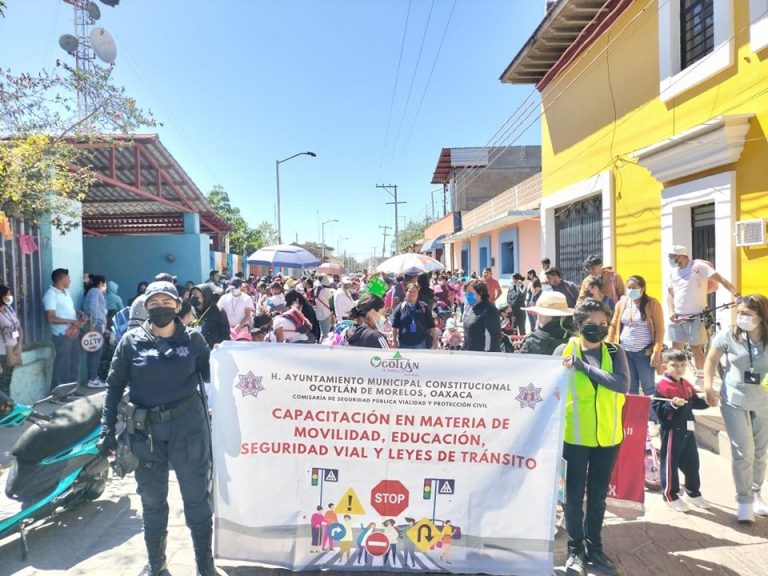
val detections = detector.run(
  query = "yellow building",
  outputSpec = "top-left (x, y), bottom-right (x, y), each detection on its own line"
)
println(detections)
top-left (501, 0), bottom-right (768, 314)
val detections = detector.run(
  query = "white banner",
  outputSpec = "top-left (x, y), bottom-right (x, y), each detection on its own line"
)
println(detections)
top-left (210, 342), bottom-right (566, 576)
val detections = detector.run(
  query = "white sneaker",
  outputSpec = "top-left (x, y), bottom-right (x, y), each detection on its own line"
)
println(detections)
top-left (754, 494), bottom-right (768, 516)
top-left (686, 495), bottom-right (712, 509)
top-left (86, 378), bottom-right (107, 389)
top-left (666, 498), bottom-right (690, 512)
top-left (738, 502), bottom-right (755, 523)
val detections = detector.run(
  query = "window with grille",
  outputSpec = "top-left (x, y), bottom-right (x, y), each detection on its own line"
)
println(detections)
top-left (681, 0), bottom-right (715, 70)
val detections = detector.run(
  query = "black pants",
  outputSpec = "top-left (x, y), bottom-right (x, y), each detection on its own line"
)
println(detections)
top-left (660, 428), bottom-right (701, 502)
top-left (130, 399), bottom-right (212, 538)
top-left (512, 307), bottom-right (527, 335)
top-left (563, 442), bottom-right (620, 555)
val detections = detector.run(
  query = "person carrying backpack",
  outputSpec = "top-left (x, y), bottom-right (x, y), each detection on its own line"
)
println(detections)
top-left (506, 272), bottom-right (528, 335)
top-left (391, 283), bottom-right (436, 349)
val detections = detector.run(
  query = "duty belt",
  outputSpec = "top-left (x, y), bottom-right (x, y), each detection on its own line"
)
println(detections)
top-left (147, 394), bottom-right (200, 423)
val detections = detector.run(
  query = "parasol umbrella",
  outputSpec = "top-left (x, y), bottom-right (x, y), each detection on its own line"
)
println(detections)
top-left (375, 253), bottom-right (444, 275)
top-left (247, 244), bottom-right (321, 269)
top-left (317, 262), bottom-right (345, 275)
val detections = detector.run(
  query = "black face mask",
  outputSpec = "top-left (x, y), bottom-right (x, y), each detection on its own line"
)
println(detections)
top-left (148, 307), bottom-right (177, 328)
top-left (581, 324), bottom-right (608, 344)
top-left (190, 296), bottom-right (201, 308)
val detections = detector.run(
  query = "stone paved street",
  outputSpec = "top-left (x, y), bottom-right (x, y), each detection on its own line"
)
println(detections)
top-left (2, 405), bottom-right (767, 576)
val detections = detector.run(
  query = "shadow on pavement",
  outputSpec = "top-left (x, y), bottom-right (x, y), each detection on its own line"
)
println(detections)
top-left (692, 505), bottom-right (768, 536)
top-left (0, 494), bottom-right (142, 572)
top-left (600, 520), bottom-right (746, 576)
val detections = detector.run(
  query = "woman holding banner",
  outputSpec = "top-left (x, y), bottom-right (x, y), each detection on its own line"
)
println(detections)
top-left (557, 298), bottom-right (629, 576)
top-left (345, 295), bottom-right (390, 349)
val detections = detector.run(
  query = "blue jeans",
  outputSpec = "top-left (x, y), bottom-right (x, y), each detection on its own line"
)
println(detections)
top-left (625, 349), bottom-right (658, 423)
top-left (86, 340), bottom-right (104, 381)
top-left (318, 317), bottom-right (332, 341)
top-left (52, 334), bottom-right (80, 390)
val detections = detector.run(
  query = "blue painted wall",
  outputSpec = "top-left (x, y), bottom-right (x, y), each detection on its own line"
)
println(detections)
top-left (83, 234), bottom-right (209, 303)
top-left (40, 206), bottom-right (85, 308)
top-left (498, 228), bottom-right (519, 280)
top-left (478, 236), bottom-right (491, 271)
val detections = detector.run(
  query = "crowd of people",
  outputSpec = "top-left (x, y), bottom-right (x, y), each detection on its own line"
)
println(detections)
top-left (0, 243), bottom-right (762, 576)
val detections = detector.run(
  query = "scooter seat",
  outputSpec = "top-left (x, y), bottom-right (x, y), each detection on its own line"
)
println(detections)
top-left (11, 394), bottom-right (104, 463)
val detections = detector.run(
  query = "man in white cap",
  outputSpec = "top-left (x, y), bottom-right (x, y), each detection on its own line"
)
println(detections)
top-left (667, 244), bottom-right (739, 376)
top-left (333, 276), bottom-right (355, 321)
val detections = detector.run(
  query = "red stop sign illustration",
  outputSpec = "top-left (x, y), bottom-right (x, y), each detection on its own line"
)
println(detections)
top-left (370, 480), bottom-right (409, 516)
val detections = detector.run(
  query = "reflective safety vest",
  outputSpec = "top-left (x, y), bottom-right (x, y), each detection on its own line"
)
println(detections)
top-left (563, 337), bottom-right (625, 447)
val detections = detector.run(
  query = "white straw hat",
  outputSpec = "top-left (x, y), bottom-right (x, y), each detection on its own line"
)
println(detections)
top-left (522, 291), bottom-right (574, 316)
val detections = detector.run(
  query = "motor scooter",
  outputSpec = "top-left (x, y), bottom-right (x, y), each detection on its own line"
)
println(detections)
top-left (0, 382), bottom-right (109, 559)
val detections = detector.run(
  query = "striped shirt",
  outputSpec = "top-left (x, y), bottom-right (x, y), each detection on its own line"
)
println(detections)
top-left (619, 299), bottom-right (653, 352)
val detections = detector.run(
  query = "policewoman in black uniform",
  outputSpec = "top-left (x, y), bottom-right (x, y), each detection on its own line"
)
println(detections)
top-left (98, 281), bottom-right (216, 576)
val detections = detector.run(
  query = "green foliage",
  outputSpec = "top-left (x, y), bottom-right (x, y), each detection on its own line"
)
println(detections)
top-left (207, 185), bottom-right (276, 255)
top-left (395, 220), bottom-right (428, 253)
top-left (0, 63), bottom-right (155, 232)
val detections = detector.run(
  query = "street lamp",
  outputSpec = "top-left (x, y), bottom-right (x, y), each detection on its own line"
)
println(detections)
top-left (338, 237), bottom-right (350, 271)
top-left (275, 151), bottom-right (316, 244)
top-left (321, 219), bottom-right (338, 261)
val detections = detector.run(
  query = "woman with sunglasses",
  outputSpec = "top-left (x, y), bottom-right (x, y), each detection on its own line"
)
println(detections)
top-left (704, 294), bottom-right (768, 522)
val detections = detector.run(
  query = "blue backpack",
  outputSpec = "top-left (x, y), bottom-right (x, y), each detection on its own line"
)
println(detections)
top-left (112, 306), bottom-right (131, 341)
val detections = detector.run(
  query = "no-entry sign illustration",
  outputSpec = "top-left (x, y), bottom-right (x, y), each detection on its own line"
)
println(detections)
top-left (370, 479), bottom-right (409, 516)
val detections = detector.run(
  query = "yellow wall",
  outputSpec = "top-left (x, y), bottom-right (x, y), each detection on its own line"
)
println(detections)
top-left (539, 0), bottom-right (768, 297)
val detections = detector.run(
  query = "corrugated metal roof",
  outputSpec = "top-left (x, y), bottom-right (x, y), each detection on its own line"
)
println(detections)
top-left (70, 134), bottom-right (230, 236)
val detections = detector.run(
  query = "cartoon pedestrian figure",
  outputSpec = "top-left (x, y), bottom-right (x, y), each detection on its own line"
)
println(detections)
top-left (439, 520), bottom-right (453, 564)
top-left (382, 518), bottom-right (400, 566)
top-left (402, 517), bottom-right (418, 568)
top-left (356, 522), bottom-right (376, 564)
top-left (338, 514), bottom-right (354, 562)
top-left (322, 503), bottom-right (337, 551)
top-left (310, 505), bottom-right (324, 553)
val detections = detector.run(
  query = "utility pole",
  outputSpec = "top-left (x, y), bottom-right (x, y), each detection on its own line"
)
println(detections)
top-left (379, 225), bottom-right (391, 259)
top-left (377, 184), bottom-right (406, 255)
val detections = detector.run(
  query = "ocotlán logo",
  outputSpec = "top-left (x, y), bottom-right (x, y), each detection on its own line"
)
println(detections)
top-left (370, 351), bottom-right (420, 373)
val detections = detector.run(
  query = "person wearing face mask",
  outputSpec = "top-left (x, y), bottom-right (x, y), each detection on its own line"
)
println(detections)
top-left (83, 274), bottom-right (109, 389)
top-left (518, 291), bottom-right (574, 355)
top-left (0, 284), bottom-right (22, 395)
top-left (703, 294), bottom-right (768, 523)
top-left (461, 280), bottom-right (502, 352)
top-left (555, 298), bottom-right (629, 576)
top-left (345, 295), bottom-right (390, 349)
top-left (667, 244), bottom-right (739, 379)
top-left (189, 284), bottom-right (230, 348)
top-left (608, 275), bottom-right (665, 426)
top-left (217, 278), bottom-right (255, 338)
top-left (97, 281), bottom-right (217, 576)
top-left (391, 283), bottom-right (437, 349)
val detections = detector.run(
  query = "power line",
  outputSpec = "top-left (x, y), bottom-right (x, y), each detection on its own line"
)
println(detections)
top-left (393, 0), bottom-right (458, 174)
top-left (384, 0), bottom-right (436, 180)
top-left (377, 0), bottom-right (413, 181)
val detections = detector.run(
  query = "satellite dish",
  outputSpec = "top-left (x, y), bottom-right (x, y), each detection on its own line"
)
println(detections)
top-left (87, 2), bottom-right (101, 20)
top-left (90, 27), bottom-right (117, 64)
top-left (58, 34), bottom-right (79, 54)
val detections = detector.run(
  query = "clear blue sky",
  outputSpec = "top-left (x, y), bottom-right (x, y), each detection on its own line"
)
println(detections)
top-left (1, 0), bottom-right (543, 263)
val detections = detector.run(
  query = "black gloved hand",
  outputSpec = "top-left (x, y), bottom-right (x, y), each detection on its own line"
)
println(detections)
top-left (96, 433), bottom-right (117, 457)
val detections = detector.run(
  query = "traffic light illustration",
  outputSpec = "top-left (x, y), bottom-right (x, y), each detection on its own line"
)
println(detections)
top-left (423, 478), bottom-right (432, 500)
top-left (311, 468), bottom-right (319, 486)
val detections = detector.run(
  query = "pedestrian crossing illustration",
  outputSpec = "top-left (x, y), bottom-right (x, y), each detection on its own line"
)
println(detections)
top-left (305, 548), bottom-right (449, 571)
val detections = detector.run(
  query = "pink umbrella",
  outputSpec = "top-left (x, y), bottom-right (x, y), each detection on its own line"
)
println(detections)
top-left (318, 262), bottom-right (345, 275)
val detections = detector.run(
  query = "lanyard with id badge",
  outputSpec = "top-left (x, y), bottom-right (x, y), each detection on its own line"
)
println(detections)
top-left (745, 334), bottom-right (764, 385)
